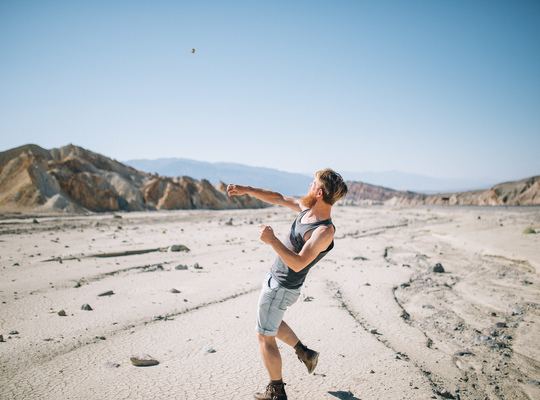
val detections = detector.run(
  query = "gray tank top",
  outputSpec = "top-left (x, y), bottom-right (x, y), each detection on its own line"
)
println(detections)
top-left (270, 209), bottom-right (334, 289)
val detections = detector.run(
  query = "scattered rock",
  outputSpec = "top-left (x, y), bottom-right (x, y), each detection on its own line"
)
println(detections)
top-left (81, 304), bottom-right (93, 311)
top-left (368, 328), bottom-right (378, 334)
top-left (203, 346), bottom-right (216, 354)
top-left (454, 350), bottom-right (474, 356)
top-left (12, 263), bottom-right (19, 267)
top-left (175, 264), bottom-right (188, 270)
top-left (95, 336), bottom-right (106, 340)
top-left (225, 218), bottom-right (233, 226)
top-left (130, 353), bottom-right (159, 367)
top-left (512, 306), bottom-right (523, 315)
top-left (193, 263), bottom-right (203, 270)
top-left (58, 310), bottom-right (67, 317)
top-left (0, 335), bottom-right (4, 342)
top-left (303, 296), bottom-right (314, 302)
top-left (428, 263), bottom-right (445, 273)
top-left (495, 322), bottom-right (507, 328)
top-left (353, 256), bottom-right (368, 261)
top-left (32, 219), bottom-right (39, 224)
top-left (490, 341), bottom-right (506, 349)
top-left (98, 290), bottom-right (115, 297)
top-left (102, 361), bottom-right (120, 368)
top-left (168, 244), bottom-right (190, 252)
top-left (170, 288), bottom-right (181, 294)
top-left (522, 227), bottom-right (536, 234)
top-left (73, 281), bottom-right (82, 288)
top-left (9, 330), bottom-right (19, 335)
top-left (423, 304), bottom-right (435, 309)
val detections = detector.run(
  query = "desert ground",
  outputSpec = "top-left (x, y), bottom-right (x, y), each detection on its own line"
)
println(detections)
top-left (1, 205), bottom-right (539, 400)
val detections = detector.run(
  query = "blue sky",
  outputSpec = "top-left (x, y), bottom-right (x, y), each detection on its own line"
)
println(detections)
top-left (1, 0), bottom-right (539, 182)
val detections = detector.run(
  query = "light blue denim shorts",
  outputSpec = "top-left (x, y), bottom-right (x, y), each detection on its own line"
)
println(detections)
top-left (256, 272), bottom-right (301, 336)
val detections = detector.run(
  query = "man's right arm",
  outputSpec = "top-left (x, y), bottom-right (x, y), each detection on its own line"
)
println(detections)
top-left (227, 184), bottom-right (302, 212)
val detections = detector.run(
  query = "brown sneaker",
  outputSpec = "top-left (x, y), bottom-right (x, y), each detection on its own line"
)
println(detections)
top-left (296, 346), bottom-right (319, 374)
top-left (253, 382), bottom-right (287, 400)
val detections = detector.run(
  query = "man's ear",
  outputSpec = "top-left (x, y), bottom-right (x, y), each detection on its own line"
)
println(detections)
top-left (317, 188), bottom-right (324, 198)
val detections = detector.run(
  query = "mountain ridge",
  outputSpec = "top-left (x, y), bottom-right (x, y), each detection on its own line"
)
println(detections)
top-left (0, 144), bottom-right (267, 214)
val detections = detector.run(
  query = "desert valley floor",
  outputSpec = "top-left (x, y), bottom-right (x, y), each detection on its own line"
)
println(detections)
top-left (1, 205), bottom-right (539, 400)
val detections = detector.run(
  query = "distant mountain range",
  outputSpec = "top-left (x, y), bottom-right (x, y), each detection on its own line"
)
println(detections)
top-left (0, 144), bottom-right (266, 214)
top-left (341, 170), bottom-right (498, 193)
top-left (1, 144), bottom-right (538, 214)
top-left (125, 158), bottom-right (313, 196)
top-left (125, 158), bottom-right (499, 194)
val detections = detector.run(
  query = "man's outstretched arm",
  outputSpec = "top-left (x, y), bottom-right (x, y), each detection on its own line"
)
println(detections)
top-left (227, 184), bottom-right (302, 212)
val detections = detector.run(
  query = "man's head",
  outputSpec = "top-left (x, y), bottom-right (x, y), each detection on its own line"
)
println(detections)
top-left (301, 169), bottom-right (348, 208)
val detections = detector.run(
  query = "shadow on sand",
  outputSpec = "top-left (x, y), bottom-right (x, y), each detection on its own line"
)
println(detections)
top-left (328, 390), bottom-right (361, 399)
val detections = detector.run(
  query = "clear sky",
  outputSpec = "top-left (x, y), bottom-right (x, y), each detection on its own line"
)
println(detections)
top-left (1, 0), bottom-right (539, 182)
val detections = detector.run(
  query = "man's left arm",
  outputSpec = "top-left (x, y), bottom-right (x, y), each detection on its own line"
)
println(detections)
top-left (258, 224), bottom-right (334, 273)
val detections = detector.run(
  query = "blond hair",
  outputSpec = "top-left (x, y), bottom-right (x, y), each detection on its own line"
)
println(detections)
top-left (315, 169), bottom-right (348, 205)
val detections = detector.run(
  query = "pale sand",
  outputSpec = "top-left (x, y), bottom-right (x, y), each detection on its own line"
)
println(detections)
top-left (1, 206), bottom-right (539, 399)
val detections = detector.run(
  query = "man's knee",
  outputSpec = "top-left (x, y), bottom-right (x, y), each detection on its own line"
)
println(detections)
top-left (257, 332), bottom-right (276, 345)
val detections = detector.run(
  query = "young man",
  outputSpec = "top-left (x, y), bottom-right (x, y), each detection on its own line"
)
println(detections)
top-left (227, 169), bottom-right (348, 400)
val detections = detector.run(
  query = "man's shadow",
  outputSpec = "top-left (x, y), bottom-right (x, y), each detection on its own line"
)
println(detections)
top-left (328, 390), bottom-right (361, 399)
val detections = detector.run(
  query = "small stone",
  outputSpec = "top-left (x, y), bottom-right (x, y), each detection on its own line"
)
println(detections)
top-left (102, 361), bottom-right (120, 368)
top-left (96, 336), bottom-right (106, 340)
top-left (9, 331), bottom-right (19, 335)
top-left (58, 310), bottom-right (67, 317)
top-left (203, 346), bottom-right (216, 354)
top-left (369, 328), bottom-right (378, 334)
top-left (175, 265), bottom-right (188, 270)
top-left (81, 304), bottom-right (93, 311)
top-left (170, 288), bottom-right (181, 294)
top-left (193, 263), bottom-right (203, 269)
top-left (495, 322), bottom-right (507, 328)
top-left (393, 353), bottom-right (401, 360)
top-left (12, 263), bottom-right (19, 267)
top-left (98, 290), bottom-right (115, 297)
top-left (0, 335), bottom-right (4, 342)
top-left (303, 296), bottom-right (314, 302)
top-left (512, 306), bottom-right (523, 315)
top-left (33, 219), bottom-right (39, 224)
top-left (168, 244), bottom-right (190, 252)
top-left (428, 263), bottom-right (445, 273)
top-left (455, 350), bottom-right (474, 356)
top-left (130, 354), bottom-right (159, 367)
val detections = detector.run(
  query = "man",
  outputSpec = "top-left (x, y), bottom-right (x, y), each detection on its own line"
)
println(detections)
top-left (227, 169), bottom-right (348, 400)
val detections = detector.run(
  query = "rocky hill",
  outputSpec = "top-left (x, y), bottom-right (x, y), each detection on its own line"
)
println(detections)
top-left (0, 144), bottom-right (266, 214)
top-left (345, 175), bottom-right (540, 206)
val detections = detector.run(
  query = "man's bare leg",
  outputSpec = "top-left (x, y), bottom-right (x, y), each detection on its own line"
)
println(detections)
top-left (257, 333), bottom-right (282, 380)
top-left (276, 320), bottom-right (300, 347)
top-left (277, 320), bottom-right (320, 374)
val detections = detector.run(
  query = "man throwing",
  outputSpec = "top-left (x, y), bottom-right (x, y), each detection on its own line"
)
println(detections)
top-left (227, 169), bottom-right (348, 400)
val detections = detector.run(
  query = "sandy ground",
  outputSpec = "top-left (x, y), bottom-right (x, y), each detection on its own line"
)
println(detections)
top-left (1, 205), bottom-right (539, 400)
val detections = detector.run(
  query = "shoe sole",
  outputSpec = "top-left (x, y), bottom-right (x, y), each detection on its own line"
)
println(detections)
top-left (307, 352), bottom-right (319, 374)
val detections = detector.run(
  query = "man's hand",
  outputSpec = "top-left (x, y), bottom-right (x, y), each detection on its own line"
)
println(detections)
top-left (258, 224), bottom-right (276, 244)
top-left (227, 184), bottom-right (248, 197)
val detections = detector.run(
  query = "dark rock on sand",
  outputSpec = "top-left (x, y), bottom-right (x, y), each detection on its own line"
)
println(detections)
top-left (81, 304), bottom-right (93, 311)
top-left (428, 263), bottom-right (445, 273)
top-left (130, 354), bottom-right (159, 366)
top-left (98, 290), bottom-right (115, 297)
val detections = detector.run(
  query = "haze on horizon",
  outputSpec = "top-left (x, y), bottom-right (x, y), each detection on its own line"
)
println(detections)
top-left (1, 0), bottom-right (539, 183)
